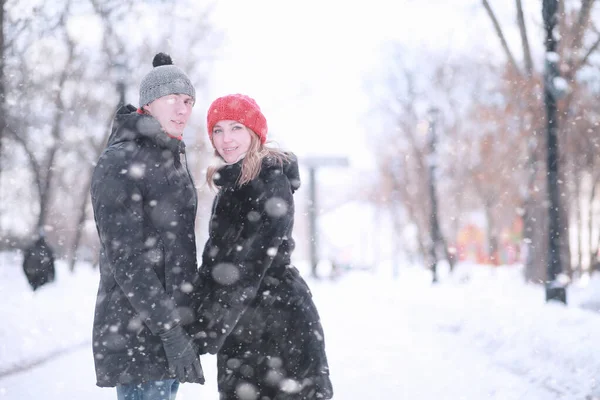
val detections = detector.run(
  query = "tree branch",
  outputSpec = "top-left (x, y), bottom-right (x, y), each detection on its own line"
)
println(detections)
top-left (571, 0), bottom-right (595, 52)
top-left (516, 0), bottom-right (534, 76)
top-left (4, 125), bottom-right (43, 198)
top-left (573, 33), bottom-right (600, 72)
top-left (481, 0), bottom-right (522, 75)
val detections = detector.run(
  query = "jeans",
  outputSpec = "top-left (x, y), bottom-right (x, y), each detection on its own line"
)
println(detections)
top-left (116, 379), bottom-right (179, 400)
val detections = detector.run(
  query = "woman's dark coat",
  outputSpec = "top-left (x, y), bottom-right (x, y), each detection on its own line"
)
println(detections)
top-left (192, 155), bottom-right (333, 399)
top-left (90, 104), bottom-right (202, 387)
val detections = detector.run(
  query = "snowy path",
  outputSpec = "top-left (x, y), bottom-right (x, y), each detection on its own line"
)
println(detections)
top-left (316, 274), bottom-right (561, 400)
top-left (3, 263), bottom-right (591, 399)
top-left (0, 308), bottom-right (553, 400)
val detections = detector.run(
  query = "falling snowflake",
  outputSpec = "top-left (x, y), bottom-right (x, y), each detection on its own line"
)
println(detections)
top-left (236, 382), bottom-right (259, 400)
top-left (227, 358), bottom-right (242, 369)
top-left (265, 197), bottom-right (288, 217)
top-left (313, 329), bottom-right (323, 341)
top-left (247, 210), bottom-right (261, 222)
top-left (552, 76), bottom-right (568, 93)
top-left (545, 51), bottom-right (559, 63)
top-left (146, 249), bottom-right (162, 263)
top-left (267, 356), bottom-right (283, 368)
top-left (212, 263), bottom-right (241, 285)
top-left (129, 163), bottom-right (146, 179)
top-left (264, 368), bottom-right (284, 386)
top-left (280, 378), bottom-right (302, 393)
top-left (180, 282), bottom-right (193, 293)
top-left (127, 317), bottom-right (143, 332)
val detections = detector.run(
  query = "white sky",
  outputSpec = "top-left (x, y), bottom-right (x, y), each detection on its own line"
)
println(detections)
top-left (206, 0), bottom-right (543, 169)
top-left (62, 0), bottom-right (547, 170)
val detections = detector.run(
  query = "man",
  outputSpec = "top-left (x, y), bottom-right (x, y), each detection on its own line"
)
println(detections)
top-left (90, 52), bottom-right (203, 399)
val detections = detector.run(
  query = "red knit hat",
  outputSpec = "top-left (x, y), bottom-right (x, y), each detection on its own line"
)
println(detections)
top-left (207, 94), bottom-right (268, 144)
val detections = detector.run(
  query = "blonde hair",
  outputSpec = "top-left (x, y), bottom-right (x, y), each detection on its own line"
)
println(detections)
top-left (207, 129), bottom-right (289, 190)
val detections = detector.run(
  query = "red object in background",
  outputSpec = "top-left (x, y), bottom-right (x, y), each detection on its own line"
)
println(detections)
top-left (454, 218), bottom-right (522, 266)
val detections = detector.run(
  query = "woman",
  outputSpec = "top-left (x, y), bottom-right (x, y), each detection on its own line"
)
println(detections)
top-left (192, 94), bottom-right (333, 399)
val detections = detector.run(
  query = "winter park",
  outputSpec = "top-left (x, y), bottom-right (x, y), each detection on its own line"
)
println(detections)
top-left (2, 0), bottom-right (600, 399)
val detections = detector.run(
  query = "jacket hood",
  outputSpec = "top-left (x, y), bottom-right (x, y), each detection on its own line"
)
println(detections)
top-left (106, 104), bottom-right (184, 154)
top-left (281, 153), bottom-right (301, 192)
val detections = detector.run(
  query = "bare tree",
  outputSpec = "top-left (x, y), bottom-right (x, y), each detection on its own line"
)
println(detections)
top-left (62, 0), bottom-right (221, 270)
top-left (4, 1), bottom-right (77, 243)
top-left (0, 0), bottom-right (5, 228)
top-left (481, 0), bottom-right (600, 282)
top-left (372, 48), bottom-right (462, 275)
top-left (0, 0), bottom-right (221, 274)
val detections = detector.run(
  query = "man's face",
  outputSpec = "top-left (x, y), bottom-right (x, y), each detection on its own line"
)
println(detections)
top-left (143, 94), bottom-right (194, 138)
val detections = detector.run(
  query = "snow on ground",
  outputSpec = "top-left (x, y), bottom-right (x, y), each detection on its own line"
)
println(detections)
top-left (0, 251), bottom-right (95, 376)
top-left (1, 251), bottom-right (600, 399)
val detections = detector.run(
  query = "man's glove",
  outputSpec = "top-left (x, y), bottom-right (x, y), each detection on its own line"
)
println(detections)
top-left (159, 324), bottom-right (204, 384)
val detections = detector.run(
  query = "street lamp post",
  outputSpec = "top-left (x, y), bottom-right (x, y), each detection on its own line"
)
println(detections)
top-left (427, 107), bottom-right (442, 284)
top-left (303, 156), bottom-right (349, 279)
top-left (308, 166), bottom-right (318, 277)
top-left (542, 0), bottom-right (566, 304)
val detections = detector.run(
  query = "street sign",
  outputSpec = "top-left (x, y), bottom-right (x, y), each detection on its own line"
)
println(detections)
top-left (301, 156), bottom-right (349, 168)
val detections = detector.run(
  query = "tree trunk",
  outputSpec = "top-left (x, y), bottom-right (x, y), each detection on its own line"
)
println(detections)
top-left (543, 0), bottom-right (568, 303)
top-left (523, 188), bottom-right (549, 283)
top-left (484, 202), bottom-right (499, 265)
top-left (68, 115), bottom-right (113, 271)
top-left (440, 235), bottom-right (456, 271)
top-left (574, 172), bottom-right (583, 276)
top-left (560, 196), bottom-right (572, 278)
top-left (37, 30), bottom-right (73, 237)
top-left (68, 177), bottom-right (92, 271)
top-left (37, 147), bottom-right (58, 230)
top-left (399, 196), bottom-right (427, 266)
top-left (589, 174), bottom-right (599, 272)
top-left (0, 0), bottom-right (5, 233)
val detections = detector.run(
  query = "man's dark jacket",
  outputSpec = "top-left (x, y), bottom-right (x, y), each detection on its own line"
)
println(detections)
top-left (90, 105), bottom-right (201, 387)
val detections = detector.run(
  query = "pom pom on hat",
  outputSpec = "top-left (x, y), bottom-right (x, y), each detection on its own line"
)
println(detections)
top-left (206, 94), bottom-right (268, 144)
top-left (152, 52), bottom-right (173, 67)
top-left (139, 52), bottom-right (195, 107)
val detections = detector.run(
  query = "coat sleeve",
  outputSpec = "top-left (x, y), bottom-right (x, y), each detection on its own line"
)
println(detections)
top-left (196, 173), bottom-right (294, 354)
top-left (91, 152), bottom-right (181, 335)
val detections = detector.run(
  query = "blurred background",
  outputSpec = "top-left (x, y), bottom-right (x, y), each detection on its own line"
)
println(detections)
top-left (4, 1), bottom-right (600, 398)
top-left (1, 0), bottom-right (599, 290)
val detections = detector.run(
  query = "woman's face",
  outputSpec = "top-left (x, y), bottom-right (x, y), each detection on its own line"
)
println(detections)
top-left (212, 120), bottom-right (253, 163)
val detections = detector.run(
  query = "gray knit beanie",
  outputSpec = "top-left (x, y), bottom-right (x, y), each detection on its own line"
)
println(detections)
top-left (139, 52), bottom-right (195, 107)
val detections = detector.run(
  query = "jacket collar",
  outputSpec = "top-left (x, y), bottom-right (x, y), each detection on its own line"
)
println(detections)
top-left (106, 104), bottom-right (185, 154)
top-left (213, 153), bottom-right (301, 192)
top-left (213, 160), bottom-right (243, 188)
